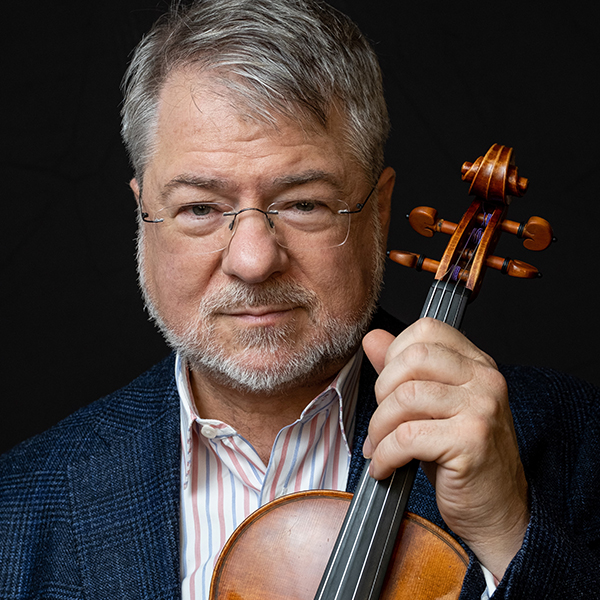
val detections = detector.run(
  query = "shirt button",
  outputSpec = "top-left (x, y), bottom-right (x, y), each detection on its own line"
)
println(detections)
top-left (201, 425), bottom-right (218, 439)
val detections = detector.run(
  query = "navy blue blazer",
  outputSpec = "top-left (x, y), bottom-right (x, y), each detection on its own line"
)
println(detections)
top-left (1, 311), bottom-right (599, 598)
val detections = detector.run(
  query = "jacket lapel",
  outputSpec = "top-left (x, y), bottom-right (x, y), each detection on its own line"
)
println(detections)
top-left (68, 359), bottom-right (181, 599)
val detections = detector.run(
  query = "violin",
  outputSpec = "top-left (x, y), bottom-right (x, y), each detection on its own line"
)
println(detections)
top-left (210, 144), bottom-right (554, 599)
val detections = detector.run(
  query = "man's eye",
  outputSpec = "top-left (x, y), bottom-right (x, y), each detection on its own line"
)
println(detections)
top-left (190, 204), bottom-right (213, 217)
top-left (175, 203), bottom-right (226, 218)
top-left (293, 201), bottom-right (316, 212)
top-left (275, 200), bottom-right (326, 214)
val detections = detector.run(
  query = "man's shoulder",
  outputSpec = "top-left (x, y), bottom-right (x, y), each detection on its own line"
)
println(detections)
top-left (0, 354), bottom-right (180, 591)
top-left (500, 363), bottom-right (600, 457)
top-left (500, 362), bottom-right (599, 408)
top-left (0, 353), bottom-right (178, 476)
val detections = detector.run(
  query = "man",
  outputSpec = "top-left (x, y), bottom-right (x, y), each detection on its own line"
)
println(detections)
top-left (1, 1), bottom-right (598, 598)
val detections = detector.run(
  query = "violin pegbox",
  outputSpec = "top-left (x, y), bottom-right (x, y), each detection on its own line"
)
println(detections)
top-left (390, 144), bottom-right (555, 298)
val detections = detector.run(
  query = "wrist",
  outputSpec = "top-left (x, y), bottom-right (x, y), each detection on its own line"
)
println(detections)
top-left (468, 508), bottom-right (530, 581)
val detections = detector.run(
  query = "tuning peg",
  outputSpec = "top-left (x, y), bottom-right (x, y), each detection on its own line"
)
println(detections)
top-left (486, 256), bottom-right (541, 278)
top-left (407, 207), bottom-right (457, 238)
top-left (388, 250), bottom-right (440, 274)
top-left (407, 207), bottom-right (554, 252)
top-left (499, 216), bottom-right (555, 251)
top-left (389, 250), bottom-right (541, 280)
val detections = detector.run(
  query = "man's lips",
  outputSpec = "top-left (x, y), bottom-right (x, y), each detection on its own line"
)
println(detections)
top-left (220, 305), bottom-right (296, 316)
top-left (218, 306), bottom-right (299, 324)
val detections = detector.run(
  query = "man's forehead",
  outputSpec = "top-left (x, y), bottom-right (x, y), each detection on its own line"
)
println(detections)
top-left (157, 66), bottom-right (344, 146)
top-left (148, 69), bottom-right (361, 188)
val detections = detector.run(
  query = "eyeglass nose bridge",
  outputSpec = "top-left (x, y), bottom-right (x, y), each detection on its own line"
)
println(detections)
top-left (224, 206), bottom-right (278, 234)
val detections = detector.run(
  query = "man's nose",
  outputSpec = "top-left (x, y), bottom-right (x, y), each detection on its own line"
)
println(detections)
top-left (220, 209), bottom-right (290, 283)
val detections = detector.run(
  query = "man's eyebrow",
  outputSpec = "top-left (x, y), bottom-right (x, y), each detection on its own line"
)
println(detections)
top-left (156, 170), bottom-right (343, 203)
top-left (271, 170), bottom-right (343, 191)
top-left (164, 171), bottom-right (339, 190)
top-left (155, 174), bottom-right (231, 204)
top-left (163, 175), bottom-right (229, 192)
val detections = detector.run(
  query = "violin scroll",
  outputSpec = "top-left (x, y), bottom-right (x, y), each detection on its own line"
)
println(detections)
top-left (461, 144), bottom-right (528, 202)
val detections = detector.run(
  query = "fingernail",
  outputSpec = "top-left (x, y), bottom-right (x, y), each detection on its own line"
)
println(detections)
top-left (363, 436), bottom-right (373, 458)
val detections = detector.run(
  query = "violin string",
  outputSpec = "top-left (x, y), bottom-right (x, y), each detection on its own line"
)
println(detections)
top-left (348, 475), bottom-right (398, 600)
top-left (335, 473), bottom-right (391, 600)
top-left (451, 285), bottom-right (469, 328)
top-left (361, 472), bottom-right (415, 600)
top-left (432, 251), bottom-right (467, 321)
top-left (422, 282), bottom-right (438, 318)
top-left (314, 464), bottom-right (386, 600)
top-left (318, 466), bottom-right (411, 600)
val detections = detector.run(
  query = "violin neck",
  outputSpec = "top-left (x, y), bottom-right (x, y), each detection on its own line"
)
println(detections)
top-left (420, 279), bottom-right (471, 329)
top-left (313, 279), bottom-right (470, 600)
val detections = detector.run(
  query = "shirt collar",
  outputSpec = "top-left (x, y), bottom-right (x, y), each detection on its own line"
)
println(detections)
top-left (177, 350), bottom-right (363, 483)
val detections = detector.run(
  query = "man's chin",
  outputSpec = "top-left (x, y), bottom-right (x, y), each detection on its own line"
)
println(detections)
top-left (151, 313), bottom-right (330, 392)
top-left (211, 321), bottom-right (302, 354)
top-left (183, 342), bottom-right (346, 395)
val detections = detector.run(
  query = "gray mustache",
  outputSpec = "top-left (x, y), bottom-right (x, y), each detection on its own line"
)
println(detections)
top-left (199, 280), bottom-right (320, 314)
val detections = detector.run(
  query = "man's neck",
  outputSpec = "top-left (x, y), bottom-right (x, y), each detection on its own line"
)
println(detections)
top-left (188, 365), bottom-right (344, 465)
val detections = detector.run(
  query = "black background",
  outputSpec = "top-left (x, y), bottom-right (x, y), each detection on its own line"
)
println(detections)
top-left (2, 1), bottom-right (598, 455)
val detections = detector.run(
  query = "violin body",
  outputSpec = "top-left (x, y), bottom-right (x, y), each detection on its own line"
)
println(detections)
top-left (210, 490), bottom-right (468, 599)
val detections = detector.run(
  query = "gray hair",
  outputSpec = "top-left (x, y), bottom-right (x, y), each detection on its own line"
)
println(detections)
top-left (121, 0), bottom-right (390, 186)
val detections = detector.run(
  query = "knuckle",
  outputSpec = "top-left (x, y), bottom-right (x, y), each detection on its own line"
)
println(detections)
top-left (395, 419), bottom-right (423, 447)
top-left (467, 413), bottom-right (493, 444)
top-left (373, 377), bottom-right (386, 402)
top-left (403, 342), bottom-right (430, 367)
top-left (392, 379), bottom-right (418, 408)
top-left (375, 426), bottom-right (413, 470)
top-left (474, 369), bottom-right (508, 415)
top-left (416, 316), bottom-right (443, 336)
top-left (486, 367), bottom-right (507, 394)
top-left (480, 349), bottom-right (499, 370)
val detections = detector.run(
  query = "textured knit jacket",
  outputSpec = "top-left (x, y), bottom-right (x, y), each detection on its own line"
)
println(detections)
top-left (1, 311), bottom-right (599, 599)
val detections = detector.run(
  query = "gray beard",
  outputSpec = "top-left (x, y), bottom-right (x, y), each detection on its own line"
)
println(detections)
top-left (137, 228), bottom-right (385, 395)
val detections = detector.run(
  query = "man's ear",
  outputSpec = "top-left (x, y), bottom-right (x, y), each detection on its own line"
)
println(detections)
top-left (376, 166), bottom-right (395, 238)
top-left (130, 178), bottom-right (141, 204)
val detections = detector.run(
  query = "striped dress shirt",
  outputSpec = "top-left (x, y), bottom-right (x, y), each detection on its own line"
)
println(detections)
top-left (177, 352), bottom-right (362, 600)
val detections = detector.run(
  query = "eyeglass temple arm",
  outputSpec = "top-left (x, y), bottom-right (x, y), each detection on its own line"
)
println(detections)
top-left (341, 185), bottom-right (376, 214)
top-left (139, 196), bottom-right (164, 223)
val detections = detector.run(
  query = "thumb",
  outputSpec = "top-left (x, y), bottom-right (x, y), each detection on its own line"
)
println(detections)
top-left (362, 329), bottom-right (396, 375)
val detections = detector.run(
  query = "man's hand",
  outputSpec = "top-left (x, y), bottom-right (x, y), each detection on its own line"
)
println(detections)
top-left (362, 318), bottom-right (530, 580)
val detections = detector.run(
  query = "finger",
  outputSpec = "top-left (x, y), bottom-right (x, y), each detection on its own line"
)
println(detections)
top-left (370, 353), bottom-right (506, 453)
top-left (368, 413), bottom-right (479, 480)
top-left (368, 418), bottom-right (448, 480)
top-left (367, 378), bottom-right (461, 450)
top-left (374, 337), bottom-right (480, 402)
top-left (362, 328), bottom-right (395, 375)
top-left (386, 318), bottom-right (497, 370)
